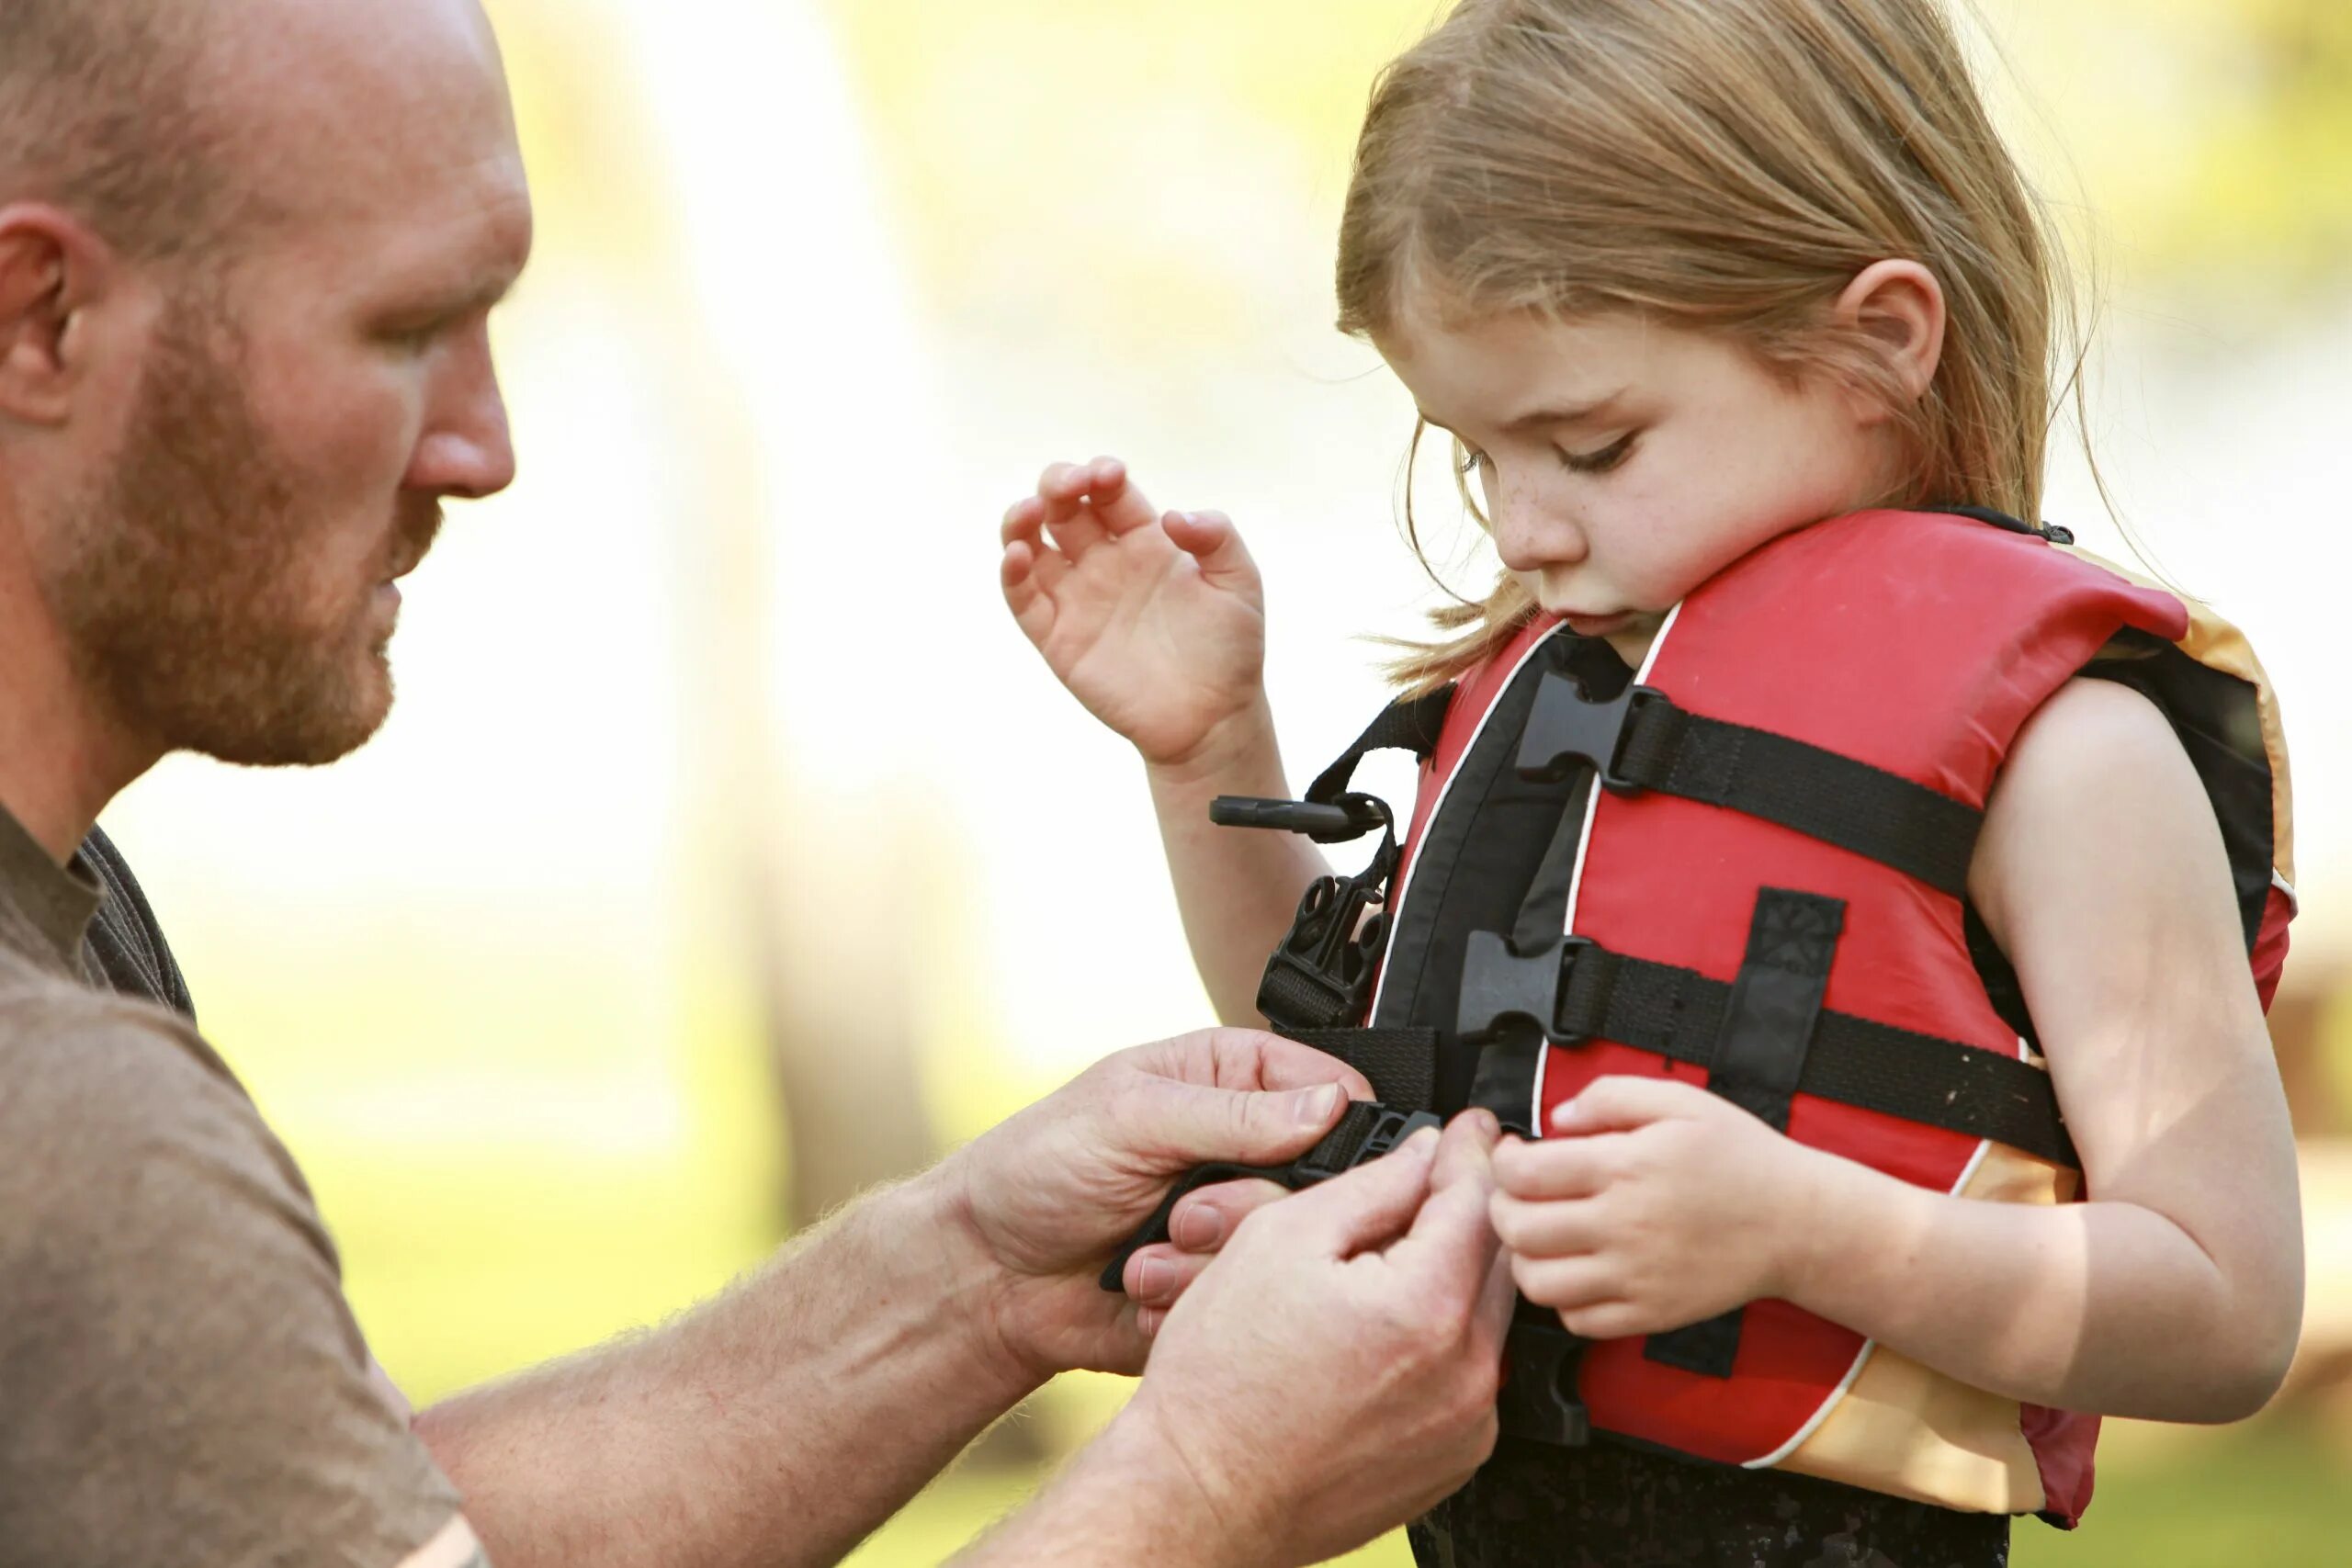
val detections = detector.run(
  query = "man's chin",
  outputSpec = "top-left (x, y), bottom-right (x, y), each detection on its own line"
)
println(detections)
top-left (177, 657), bottom-right (396, 769)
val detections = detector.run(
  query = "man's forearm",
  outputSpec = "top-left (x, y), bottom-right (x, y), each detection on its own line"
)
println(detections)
top-left (952, 1414), bottom-right (1237, 1568)
top-left (415, 1170), bottom-right (1038, 1568)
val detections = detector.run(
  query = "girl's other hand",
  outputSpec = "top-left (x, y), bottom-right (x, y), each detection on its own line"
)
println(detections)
top-left (1001, 457), bottom-right (1268, 771)
top-left (1490, 1076), bottom-right (1825, 1340)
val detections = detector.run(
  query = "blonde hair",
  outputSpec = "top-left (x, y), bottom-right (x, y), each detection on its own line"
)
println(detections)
top-left (1336, 0), bottom-right (2079, 689)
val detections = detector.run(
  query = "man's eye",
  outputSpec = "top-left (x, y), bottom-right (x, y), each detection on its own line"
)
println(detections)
top-left (1558, 433), bottom-right (1639, 475)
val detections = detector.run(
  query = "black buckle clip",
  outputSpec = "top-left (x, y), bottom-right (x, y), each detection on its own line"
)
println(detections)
top-left (1498, 1315), bottom-right (1590, 1447)
top-left (1212, 792), bottom-right (1389, 845)
top-left (1457, 931), bottom-right (1595, 1047)
top-left (1516, 671), bottom-right (1661, 792)
top-left (1099, 1104), bottom-right (1442, 1292)
top-left (1256, 872), bottom-right (1391, 1030)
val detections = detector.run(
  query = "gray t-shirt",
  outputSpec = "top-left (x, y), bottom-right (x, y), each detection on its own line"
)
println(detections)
top-left (0, 803), bottom-right (462, 1565)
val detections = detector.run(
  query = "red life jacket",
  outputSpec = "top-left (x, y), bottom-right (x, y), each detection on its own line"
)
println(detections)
top-left (1348, 509), bottom-right (2295, 1522)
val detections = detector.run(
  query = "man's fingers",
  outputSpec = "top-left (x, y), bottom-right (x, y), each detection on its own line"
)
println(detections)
top-left (1137, 1076), bottom-right (1352, 1179)
top-left (1122, 1242), bottom-right (1215, 1305)
top-left (1168, 1177), bottom-right (1291, 1252)
top-left (1379, 1114), bottom-right (1503, 1294)
top-left (1149, 1027), bottom-right (1374, 1100)
top-left (1267, 1127), bottom-right (1440, 1256)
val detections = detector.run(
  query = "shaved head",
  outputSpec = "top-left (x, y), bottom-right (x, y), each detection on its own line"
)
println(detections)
top-left (0, 0), bottom-right (238, 261)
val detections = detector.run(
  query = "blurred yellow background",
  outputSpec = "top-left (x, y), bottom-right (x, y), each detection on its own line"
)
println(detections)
top-left (103, 0), bottom-right (2352, 1562)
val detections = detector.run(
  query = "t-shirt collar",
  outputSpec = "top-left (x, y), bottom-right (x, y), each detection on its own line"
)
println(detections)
top-left (0, 797), bottom-right (102, 974)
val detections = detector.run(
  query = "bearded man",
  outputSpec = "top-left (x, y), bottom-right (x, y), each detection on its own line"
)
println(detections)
top-left (0, 2), bottom-right (1510, 1564)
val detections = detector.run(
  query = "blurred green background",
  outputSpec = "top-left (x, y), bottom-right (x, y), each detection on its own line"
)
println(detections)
top-left (103, 0), bottom-right (2352, 1562)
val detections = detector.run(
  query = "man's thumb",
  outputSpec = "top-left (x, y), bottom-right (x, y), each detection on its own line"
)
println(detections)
top-left (1155, 1079), bottom-right (1349, 1172)
top-left (1275, 1127), bottom-right (1441, 1255)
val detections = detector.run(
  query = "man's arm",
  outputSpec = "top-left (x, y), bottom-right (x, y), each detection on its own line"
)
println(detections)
top-left (416, 1170), bottom-right (1036, 1568)
top-left (418, 1029), bottom-right (1381, 1568)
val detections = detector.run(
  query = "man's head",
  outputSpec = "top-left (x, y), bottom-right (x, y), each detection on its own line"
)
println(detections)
top-left (0, 0), bottom-right (531, 771)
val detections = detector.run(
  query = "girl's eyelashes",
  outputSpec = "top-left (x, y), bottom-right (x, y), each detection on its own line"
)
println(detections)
top-left (1557, 431), bottom-right (1640, 475)
top-left (1457, 446), bottom-right (1490, 479)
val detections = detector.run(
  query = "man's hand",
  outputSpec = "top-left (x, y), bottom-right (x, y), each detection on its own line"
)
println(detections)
top-left (943, 1027), bottom-right (1375, 1382)
top-left (961, 1113), bottom-right (1512, 1568)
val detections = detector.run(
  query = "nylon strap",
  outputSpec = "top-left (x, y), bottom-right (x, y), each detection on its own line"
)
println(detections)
top-left (1645, 889), bottom-right (1847, 1380)
top-left (1519, 677), bottom-right (1983, 898)
top-left (1462, 933), bottom-right (2077, 1168)
top-left (1283, 1026), bottom-right (1441, 1113)
top-left (1306, 685), bottom-right (1456, 806)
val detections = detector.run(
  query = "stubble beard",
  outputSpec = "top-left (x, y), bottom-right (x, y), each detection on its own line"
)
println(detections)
top-left (49, 290), bottom-right (437, 769)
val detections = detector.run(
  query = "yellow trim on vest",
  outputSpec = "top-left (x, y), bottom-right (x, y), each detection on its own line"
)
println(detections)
top-left (2060, 546), bottom-right (2297, 892)
top-left (1769, 1144), bottom-right (2075, 1514)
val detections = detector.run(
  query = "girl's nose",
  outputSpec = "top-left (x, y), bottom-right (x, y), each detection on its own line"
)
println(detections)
top-left (1491, 481), bottom-right (1587, 573)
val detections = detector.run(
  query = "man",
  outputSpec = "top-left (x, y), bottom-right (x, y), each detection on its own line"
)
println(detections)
top-left (0, 1), bottom-right (1510, 1565)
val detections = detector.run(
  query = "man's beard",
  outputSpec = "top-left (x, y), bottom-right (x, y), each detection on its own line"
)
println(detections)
top-left (48, 292), bottom-right (438, 768)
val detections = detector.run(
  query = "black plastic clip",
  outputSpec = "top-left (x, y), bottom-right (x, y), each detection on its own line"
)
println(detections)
top-left (1212, 793), bottom-right (1389, 845)
top-left (1498, 1314), bottom-right (1591, 1447)
top-left (1515, 671), bottom-right (1660, 791)
top-left (1100, 1104), bottom-right (1442, 1292)
top-left (1457, 932), bottom-right (1595, 1046)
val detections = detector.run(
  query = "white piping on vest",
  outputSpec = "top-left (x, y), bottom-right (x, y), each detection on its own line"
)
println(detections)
top-left (1531, 604), bottom-right (1686, 1132)
top-left (2273, 869), bottom-right (2298, 912)
top-left (1367, 629), bottom-right (1563, 1021)
top-left (1743, 1049), bottom-right (2013, 1469)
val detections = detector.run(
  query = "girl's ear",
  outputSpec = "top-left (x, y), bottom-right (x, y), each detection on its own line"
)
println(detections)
top-left (1835, 259), bottom-right (1946, 409)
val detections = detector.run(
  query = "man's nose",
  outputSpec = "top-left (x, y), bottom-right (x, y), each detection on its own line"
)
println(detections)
top-left (410, 333), bottom-right (518, 502)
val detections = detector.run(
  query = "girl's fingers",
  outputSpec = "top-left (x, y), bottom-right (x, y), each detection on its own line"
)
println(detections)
top-left (1488, 1190), bottom-right (1607, 1258)
top-left (1001, 542), bottom-right (1065, 643)
top-left (1163, 509), bottom-right (1259, 591)
top-left (1001, 494), bottom-right (1047, 547)
top-left (1084, 456), bottom-right (1160, 536)
top-left (1036, 462), bottom-right (1108, 561)
top-left (1510, 1252), bottom-right (1623, 1314)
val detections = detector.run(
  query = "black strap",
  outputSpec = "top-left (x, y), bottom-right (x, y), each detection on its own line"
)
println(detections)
top-left (1457, 932), bottom-right (2076, 1168)
top-left (1518, 676), bottom-right (1983, 899)
top-left (1645, 890), bottom-right (1846, 1380)
top-left (1306, 685), bottom-right (1455, 806)
top-left (1098, 1101), bottom-right (1442, 1291)
top-left (1284, 1027), bottom-right (1440, 1114)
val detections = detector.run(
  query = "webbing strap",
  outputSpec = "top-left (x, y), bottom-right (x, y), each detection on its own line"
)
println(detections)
top-left (1519, 676), bottom-right (1983, 898)
top-left (1283, 1027), bottom-right (1440, 1114)
top-left (1460, 933), bottom-right (2077, 1168)
top-left (1306, 685), bottom-right (1456, 806)
top-left (1644, 889), bottom-right (1847, 1380)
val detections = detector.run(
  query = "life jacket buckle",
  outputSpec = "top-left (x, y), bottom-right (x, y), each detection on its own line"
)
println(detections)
top-left (1456, 932), bottom-right (1597, 1047)
top-left (1210, 793), bottom-right (1389, 844)
top-left (1516, 671), bottom-right (1661, 793)
top-left (1498, 1314), bottom-right (1591, 1448)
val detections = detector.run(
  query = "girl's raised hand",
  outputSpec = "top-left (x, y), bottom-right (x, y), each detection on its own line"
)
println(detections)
top-left (1001, 457), bottom-right (1268, 770)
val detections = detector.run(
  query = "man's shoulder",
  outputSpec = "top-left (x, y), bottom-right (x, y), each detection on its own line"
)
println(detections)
top-left (0, 963), bottom-right (307, 1242)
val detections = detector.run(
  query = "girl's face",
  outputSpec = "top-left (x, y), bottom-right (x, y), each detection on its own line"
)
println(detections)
top-left (1377, 304), bottom-right (1904, 665)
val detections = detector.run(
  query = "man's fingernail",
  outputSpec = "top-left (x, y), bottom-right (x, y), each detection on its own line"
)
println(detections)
top-left (1174, 1205), bottom-right (1226, 1250)
top-left (1294, 1084), bottom-right (1342, 1125)
top-left (1135, 1256), bottom-right (1174, 1301)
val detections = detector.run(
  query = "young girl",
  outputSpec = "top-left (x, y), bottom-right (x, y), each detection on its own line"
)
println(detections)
top-left (1000, 1), bottom-right (2303, 1563)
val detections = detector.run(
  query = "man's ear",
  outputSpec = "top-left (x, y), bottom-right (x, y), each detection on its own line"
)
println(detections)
top-left (1834, 258), bottom-right (1947, 411)
top-left (0, 205), bottom-right (119, 426)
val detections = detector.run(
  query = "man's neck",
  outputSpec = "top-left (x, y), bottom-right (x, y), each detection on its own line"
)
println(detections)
top-left (0, 572), bottom-right (159, 865)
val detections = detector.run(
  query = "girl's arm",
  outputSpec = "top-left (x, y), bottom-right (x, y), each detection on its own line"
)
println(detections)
top-left (1497, 677), bottom-right (2302, 1422)
top-left (1001, 458), bottom-right (1328, 1024)
top-left (1143, 698), bottom-right (1330, 1026)
top-left (1782, 675), bottom-right (2302, 1419)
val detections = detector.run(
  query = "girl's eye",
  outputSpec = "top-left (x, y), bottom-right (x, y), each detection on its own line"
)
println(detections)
top-left (1557, 432), bottom-right (1640, 475)
top-left (1455, 447), bottom-right (1490, 479)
